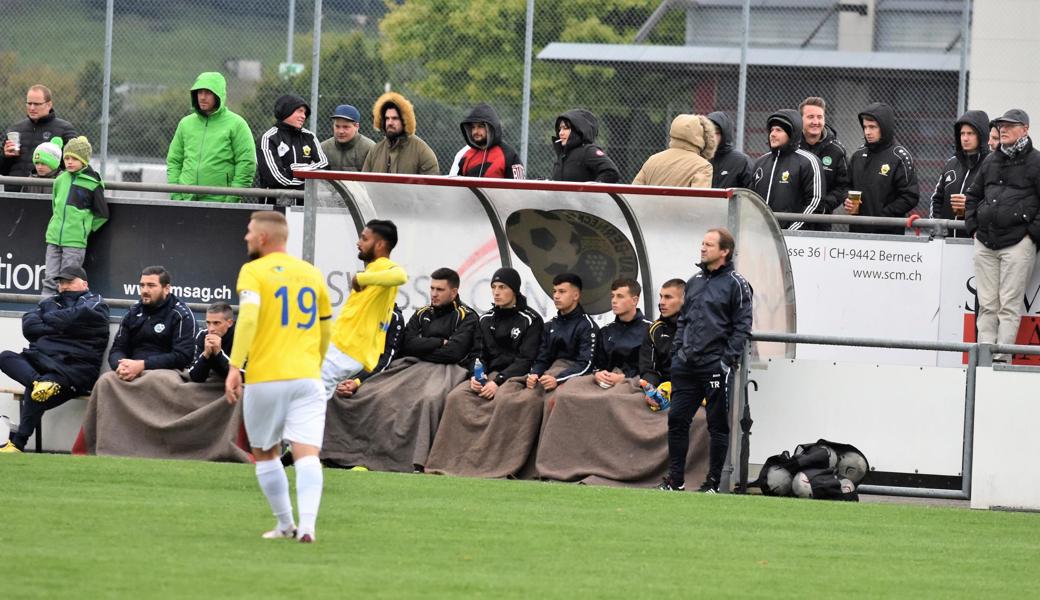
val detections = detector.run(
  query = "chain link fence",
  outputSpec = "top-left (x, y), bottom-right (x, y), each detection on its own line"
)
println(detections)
top-left (1, 0), bottom-right (970, 215)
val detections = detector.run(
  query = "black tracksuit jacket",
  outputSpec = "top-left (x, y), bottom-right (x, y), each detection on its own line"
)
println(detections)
top-left (596, 309), bottom-right (651, 377)
top-left (401, 299), bottom-right (479, 366)
top-left (931, 110), bottom-right (991, 238)
top-left (672, 262), bottom-right (754, 375)
top-left (472, 297), bottom-right (544, 385)
top-left (639, 315), bottom-right (677, 387)
top-left (530, 304), bottom-right (599, 383)
top-left (847, 102), bottom-right (919, 235)
top-left (108, 293), bottom-right (196, 371)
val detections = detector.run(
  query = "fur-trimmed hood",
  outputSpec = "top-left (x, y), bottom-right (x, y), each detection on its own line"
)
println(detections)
top-left (372, 91), bottom-right (417, 136)
top-left (669, 114), bottom-right (717, 160)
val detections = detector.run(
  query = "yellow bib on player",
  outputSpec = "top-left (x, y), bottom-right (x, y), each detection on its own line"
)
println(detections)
top-left (235, 252), bottom-right (331, 383)
top-left (331, 257), bottom-right (407, 371)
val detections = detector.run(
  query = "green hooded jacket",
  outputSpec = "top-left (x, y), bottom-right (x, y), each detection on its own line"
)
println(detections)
top-left (46, 166), bottom-right (108, 249)
top-left (166, 72), bottom-right (257, 202)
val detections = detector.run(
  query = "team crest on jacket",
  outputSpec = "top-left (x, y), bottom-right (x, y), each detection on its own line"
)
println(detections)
top-left (822, 156), bottom-right (832, 166)
top-left (511, 327), bottom-right (521, 340)
top-left (303, 145), bottom-right (312, 157)
top-left (277, 141), bottom-right (289, 157)
top-left (879, 163), bottom-right (891, 176)
top-left (595, 149), bottom-right (604, 156)
top-left (781, 170), bottom-right (790, 183)
top-left (154, 323), bottom-right (166, 334)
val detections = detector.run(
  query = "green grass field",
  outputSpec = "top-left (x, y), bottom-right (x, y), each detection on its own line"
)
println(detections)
top-left (2, 454), bottom-right (1037, 598)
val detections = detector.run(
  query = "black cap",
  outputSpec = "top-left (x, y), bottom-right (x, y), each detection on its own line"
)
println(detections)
top-left (55, 265), bottom-right (88, 281)
top-left (992, 109), bottom-right (1029, 127)
top-left (491, 267), bottom-right (521, 297)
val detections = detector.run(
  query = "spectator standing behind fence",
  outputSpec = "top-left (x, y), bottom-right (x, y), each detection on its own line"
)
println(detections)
top-left (844, 102), bottom-right (919, 235)
top-left (255, 95), bottom-right (328, 204)
top-left (166, 72), bottom-right (256, 203)
top-left (632, 114), bottom-right (715, 188)
top-left (750, 109), bottom-right (823, 231)
top-left (21, 138), bottom-right (63, 195)
top-left (320, 104), bottom-right (374, 172)
top-left (798, 97), bottom-right (849, 231)
top-left (551, 109), bottom-right (620, 183)
top-left (930, 110), bottom-right (990, 238)
top-left (988, 125), bottom-right (1000, 153)
top-left (42, 137), bottom-right (108, 297)
top-left (0, 267), bottom-right (109, 454)
top-left (965, 109), bottom-right (1040, 364)
top-left (1, 85), bottom-right (77, 191)
top-left (456, 103), bottom-right (525, 179)
top-left (706, 111), bottom-right (753, 189)
top-left (362, 92), bottom-right (439, 175)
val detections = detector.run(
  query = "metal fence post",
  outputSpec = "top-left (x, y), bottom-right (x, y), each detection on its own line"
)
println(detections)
top-left (734, 0), bottom-right (751, 152)
top-left (957, 0), bottom-right (971, 116)
top-left (98, 0), bottom-right (114, 179)
top-left (520, 0), bottom-right (535, 167)
top-left (961, 344), bottom-right (978, 498)
top-left (308, 0), bottom-right (323, 134)
top-left (287, 0), bottom-right (297, 66)
top-left (303, 179), bottom-right (317, 264)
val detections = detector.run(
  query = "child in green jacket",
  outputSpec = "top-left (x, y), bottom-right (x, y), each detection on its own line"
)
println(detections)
top-left (43, 136), bottom-right (109, 296)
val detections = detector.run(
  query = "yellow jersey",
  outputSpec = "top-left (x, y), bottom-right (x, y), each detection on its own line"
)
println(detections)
top-left (331, 257), bottom-right (407, 371)
top-left (232, 252), bottom-right (332, 383)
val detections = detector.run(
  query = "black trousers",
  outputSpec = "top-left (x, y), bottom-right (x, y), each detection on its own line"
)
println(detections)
top-left (0, 351), bottom-right (75, 450)
top-left (666, 360), bottom-right (731, 487)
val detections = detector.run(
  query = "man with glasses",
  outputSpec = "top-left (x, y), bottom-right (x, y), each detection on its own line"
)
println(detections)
top-left (965, 109), bottom-right (1040, 363)
top-left (1, 85), bottom-right (78, 190)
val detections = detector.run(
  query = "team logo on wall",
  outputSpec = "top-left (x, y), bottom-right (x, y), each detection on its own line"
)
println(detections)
top-left (505, 209), bottom-right (638, 314)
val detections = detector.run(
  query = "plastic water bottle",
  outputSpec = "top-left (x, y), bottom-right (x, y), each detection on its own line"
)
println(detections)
top-left (473, 358), bottom-right (487, 384)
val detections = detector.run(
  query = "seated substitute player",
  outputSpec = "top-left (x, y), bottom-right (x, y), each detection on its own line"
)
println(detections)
top-left (225, 211), bottom-right (333, 544)
top-left (528, 272), bottom-right (599, 410)
top-left (188, 302), bottom-right (236, 383)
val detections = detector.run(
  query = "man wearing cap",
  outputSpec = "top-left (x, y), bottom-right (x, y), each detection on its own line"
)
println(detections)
top-left (0, 266), bottom-right (109, 453)
top-left (965, 109), bottom-right (1040, 363)
top-left (1, 84), bottom-right (78, 191)
top-left (750, 109), bottom-right (824, 230)
top-left (362, 92), bottom-right (439, 175)
top-left (166, 72), bottom-right (256, 202)
top-left (321, 104), bottom-right (375, 172)
top-left (255, 94), bottom-right (328, 203)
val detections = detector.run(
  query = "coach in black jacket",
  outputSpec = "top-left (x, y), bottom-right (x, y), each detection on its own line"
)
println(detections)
top-left (255, 94), bottom-right (328, 204)
top-left (470, 268), bottom-right (543, 397)
top-left (528, 272), bottom-right (599, 390)
top-left (750, 109), bottom-right (824, 231)
top-left (845, 102), bottom-right (919, 235)
top-left (401, 268), bottom-right (479, 367)
top-left (551, 109), bottom-right (620, 183)
top-left (931, 110), bottom-right (990, 236)
top-left (707, 111), bottom-right (754, 189)
top-left (0, 266), bottom-right (109, 452)
top-left (659, 228), bottom-right (753, 494)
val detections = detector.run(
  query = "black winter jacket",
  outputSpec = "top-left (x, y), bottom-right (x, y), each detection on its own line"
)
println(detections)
top-left (799, 123), bottom-right (850, 229)
top-left (358, 305), bottom-right (404, 384)
top-left (473, 297), bottom-right (544, 385)
top-left (931, 110), bottom-right (990, 237)
top-left (401, 298), bottom-right (479, 366)
top-left (848, 103), bottom-right (919, 235)
top-left (530, 304), bottom-right (599, 383)
top-left (187, 324), bottom-right (235, 383)
top-left (639, 315), bottom-right (677, 387)
top-left (707, 111), bottom-right (754, 189)
top-left (596, 309), bottom-right (650, 377)
top-left (673, 262), bottom-right (753, 374)
top-left (21, 290), bottom-right (109, 393)
top-left (751, 109), bottom-right (824, 231)
top-left (255, 95), bottom-right (328, 198)
top-left (551, 109), bottom-right (620, 183)
top-left (1, 110), bottom-right (78, 186)
top-left (108, 293), bottom-right (196, 371)
top-left (965, 136), bottom-right (1040, 250)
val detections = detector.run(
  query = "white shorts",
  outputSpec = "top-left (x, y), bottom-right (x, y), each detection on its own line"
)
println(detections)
top-left (320, 344), bottom-right (364, 399)
top-left (243, 378), bottom-right (326, 450)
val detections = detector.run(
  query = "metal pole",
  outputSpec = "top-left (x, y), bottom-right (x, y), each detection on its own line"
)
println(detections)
top-left (961, 344), bottom-right (978, 498)
top-left (957, 0), bottom-right (970, 115)
top-left (303, 179), bottom-right (318, 263)
top-left (309, 0), bottom-right (323, 133)
top-left (287, 0), bottom-right (296, 65)
top-left (734, 0), bottom-right (751, 153)
top-left (99, 0), bottom-right (114, 179)
top-left (519, 0), bottom-right (535, 167)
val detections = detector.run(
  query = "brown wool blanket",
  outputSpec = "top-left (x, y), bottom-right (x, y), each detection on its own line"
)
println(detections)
top-left (321, 357), bottom-right (467, 472)
top-left (81, 370), bottom-right (250, 463)
top-left (534, 373), bottom-right (709, 487)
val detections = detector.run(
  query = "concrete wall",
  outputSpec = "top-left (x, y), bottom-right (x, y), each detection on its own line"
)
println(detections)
top-left (969, 0), bottom-right (1040, 120)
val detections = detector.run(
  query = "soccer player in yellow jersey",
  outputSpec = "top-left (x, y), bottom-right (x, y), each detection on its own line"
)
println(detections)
top-left (225, 211), bottom-right (332, 544)
top-left (320, 219), bottom-right (407, 398)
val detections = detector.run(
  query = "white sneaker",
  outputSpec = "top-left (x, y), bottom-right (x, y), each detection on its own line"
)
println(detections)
top-left (298, 530), bottom-right (316, 544)
top-left (261, 526), bottom-right (297, 540)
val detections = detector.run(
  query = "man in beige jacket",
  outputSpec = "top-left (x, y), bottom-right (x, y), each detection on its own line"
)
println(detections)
top-left (632, 114), bottom-right (716, 188)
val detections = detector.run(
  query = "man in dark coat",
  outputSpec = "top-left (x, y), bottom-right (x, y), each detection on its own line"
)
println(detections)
top-left (1, 84), bottom-right (77, 191)
top-left (930, 110), bottom-right (990, 237)
top-left (188, 302), bottom-right (236, 383)
top-left (0, 266), bottom-right (109, 452)
top-left (707, 111), bottom-right (754, 189)
top-left (550, 109), bottom-right (620, 183)
top-left (798, 97), bottom-right (849, 231)
top-left (750, 109), bottom-right (824, 231)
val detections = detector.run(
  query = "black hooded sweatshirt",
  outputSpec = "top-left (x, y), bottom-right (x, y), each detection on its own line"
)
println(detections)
top-left (472, 296), bottom-right (544, 385)
top-left (750, 109), bottom-right (824, 231)
top-left (848, 102), bottom-right (919, 235)
top-left (707, 111), bottom-right (754, 189)
top-left (255, 94), bottom-right (328, 196)
top-left (930, 110), bottom-right (990, 237)
top-left (457, 103), bottom-right (525, 179)
top-left (551, 109), bottom-right (620, 183)
top-left (799, 123), bottom-right (850, 229)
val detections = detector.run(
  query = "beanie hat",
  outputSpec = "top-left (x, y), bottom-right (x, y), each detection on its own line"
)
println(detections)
top-left (64, 136), bottom-right (92, 166)
top-left (275, 94), bottom-right (310, 122)
top-left (491, 267), bottom-right (522, 298)
top-left (32, 137), bottom-right (64, 170)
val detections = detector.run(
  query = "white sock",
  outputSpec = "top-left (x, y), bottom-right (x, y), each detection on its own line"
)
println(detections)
top-left (255, 459), bottom-right (295, 531)
top-left (294, 455), bottom-right (324, 536)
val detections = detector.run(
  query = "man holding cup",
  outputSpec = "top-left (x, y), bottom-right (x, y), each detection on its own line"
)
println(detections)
top-left (929, 110), bottom-right (991, 238)
top-left (1, 85), bottom-right (78, 191)
top-left (965, 109), bottom-right (1040, 364)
